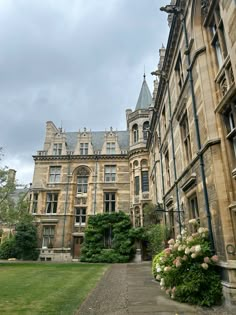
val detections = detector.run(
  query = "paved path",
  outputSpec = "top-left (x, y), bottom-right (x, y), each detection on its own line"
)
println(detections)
top-left (78, 262), bottom-right (233, 315)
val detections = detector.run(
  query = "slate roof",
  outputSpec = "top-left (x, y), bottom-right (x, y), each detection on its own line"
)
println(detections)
top-left (135, 76), bottom-right (152, 110)
top-left (65, 130), bottom-right (129, 152)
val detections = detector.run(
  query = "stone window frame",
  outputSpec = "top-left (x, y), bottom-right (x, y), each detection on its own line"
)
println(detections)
top-left (32, 192), bottom-right (38, 214)
top-left (207, 2), bottom-right (228, 71)
top-left (75, 207), bottom-right (86, 226)
top-left (134, 175), bottom-right (140, 196)
top-left (49, 166), bottom-right (61, 183)
top-left (104, 165), bottom-right (116, 183)
top-left (164, 148), bottom-right (171, 189)
top-left (223, 101), bottom-right (236, 162)
top-left (132, 124), bottom-right (139, 144)
top-left (46, 192), bottom-right (58, 214)
top-left (106, 142), bottom-right (116, 154)
top-left (42, 225), bottom-right (55, 248)
top-left (53, 143), bottom-right (62, 156)
top-left (143, 121), bottom-right (149, 141)
top-left (179, 111), bottom-right (192, 165)
top-left (80, 143), bottom-right (88, 155)
top-left (104, 192), bottom-right (116, 213)
top-left (175, 51), bottom-right (184, 92)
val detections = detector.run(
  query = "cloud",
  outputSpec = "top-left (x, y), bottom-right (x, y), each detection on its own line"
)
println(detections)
top-left (0, 0), bottom-right (169, 184)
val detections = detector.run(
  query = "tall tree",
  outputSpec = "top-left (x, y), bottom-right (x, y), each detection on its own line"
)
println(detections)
top-left (0, 148), bottom-right (30, 227)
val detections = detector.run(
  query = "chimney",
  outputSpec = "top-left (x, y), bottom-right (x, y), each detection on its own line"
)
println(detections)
top-left (7, 169), bottom-right (16, 185)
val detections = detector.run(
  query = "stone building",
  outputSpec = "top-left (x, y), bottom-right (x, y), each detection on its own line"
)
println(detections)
top-left (29, 75), bottom-right (152, 261)
top-left (29, 0), bottom-right (236, 308)
top-left (148, 0), bottom-right (236, 308)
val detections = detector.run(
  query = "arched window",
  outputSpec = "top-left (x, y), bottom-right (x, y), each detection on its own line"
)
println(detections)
top-left (132, 124), bottom-right (139, 143)
top-left (76, 166), bottom-right (90, 194)
top-left (143, 121), bottom-right (149, 141)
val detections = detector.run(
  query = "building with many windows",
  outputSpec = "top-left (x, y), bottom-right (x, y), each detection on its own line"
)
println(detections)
top-left (148, 0), bottom-right (236, 308)
top-left (29, 0), bottom-right (236, 308)
top-left (29, 75), bottom-right (152, 261)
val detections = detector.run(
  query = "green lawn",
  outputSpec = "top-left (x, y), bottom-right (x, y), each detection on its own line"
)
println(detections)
top-left (0, 262), bottom-right (109, 315)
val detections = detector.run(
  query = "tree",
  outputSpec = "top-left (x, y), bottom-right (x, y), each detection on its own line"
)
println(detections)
top-left (0, 148), bottom-right (31, 227)
top-left (15, 219), bottom-right (39, 260)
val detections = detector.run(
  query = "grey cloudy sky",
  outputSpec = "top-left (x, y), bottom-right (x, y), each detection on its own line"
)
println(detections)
top-left (0, 0), bottom-right (169, 185)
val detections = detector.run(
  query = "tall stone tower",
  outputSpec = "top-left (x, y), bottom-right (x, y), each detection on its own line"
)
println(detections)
top-left (126, 75), bottom-right (153, 227)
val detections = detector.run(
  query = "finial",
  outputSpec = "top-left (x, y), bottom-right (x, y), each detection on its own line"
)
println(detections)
top-left (143, 65), bottom-right (146, 80)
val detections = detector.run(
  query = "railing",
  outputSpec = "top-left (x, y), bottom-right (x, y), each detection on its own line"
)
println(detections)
top-left (37, 150), bottom-right (47, 156)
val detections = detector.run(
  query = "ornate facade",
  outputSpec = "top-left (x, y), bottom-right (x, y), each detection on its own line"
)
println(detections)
top-left (29, 75), bottom-right (152, 261)
top-left (148, 0), bottom-right (236, 309)
top-left (29, 0), bottom-right (236, 308)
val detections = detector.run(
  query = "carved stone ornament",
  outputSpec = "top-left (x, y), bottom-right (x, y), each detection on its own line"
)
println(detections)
top-left (201, 0), bottom-right (210, 17)
top-left (77, 167), bottom-right (89, 176)
top-left (220, 76), bottom-right (228, 97)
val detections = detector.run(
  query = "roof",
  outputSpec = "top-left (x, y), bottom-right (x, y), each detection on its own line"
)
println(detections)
top-left (135, 75), bottom-right (152, 110)
top-left (65, 130), bottom-right (129, 152)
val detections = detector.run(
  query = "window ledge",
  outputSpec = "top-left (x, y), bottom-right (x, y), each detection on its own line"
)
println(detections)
top-left (41, 218), bottom-right (59, 223)
top-left (214, 55), bottom-right (230, 83)
top-left (74, 223), bottom-right (86, 227)
top-left (181, 173), bottom-right (197, 192)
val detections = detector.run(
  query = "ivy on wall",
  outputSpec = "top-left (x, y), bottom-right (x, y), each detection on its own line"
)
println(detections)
top-left (80, 212), bottom-right (135, 263)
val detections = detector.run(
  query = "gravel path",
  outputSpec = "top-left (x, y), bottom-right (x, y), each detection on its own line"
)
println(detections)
top-left (77, 264), bottom-right (128, 315)
top-left (77, 262), bottom-right (234, 315)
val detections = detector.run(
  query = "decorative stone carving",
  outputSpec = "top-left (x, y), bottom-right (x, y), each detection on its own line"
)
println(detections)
top-left (201, 0), bottom-right (210, 17)
top-left (220, 76), bottom-right (228, 97)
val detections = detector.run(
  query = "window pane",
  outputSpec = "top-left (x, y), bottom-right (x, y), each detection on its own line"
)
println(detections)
top-left (134, 176), bottom-right (140, 195)
top-left (142, 171), bottom-right (149, 192)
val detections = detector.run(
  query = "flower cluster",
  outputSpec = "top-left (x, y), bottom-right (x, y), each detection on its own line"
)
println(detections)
top-left (153, 220), bottom-right (220, 305)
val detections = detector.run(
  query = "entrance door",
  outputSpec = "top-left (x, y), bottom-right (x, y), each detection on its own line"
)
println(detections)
top-left (73, 236), bottom-right (84, 258)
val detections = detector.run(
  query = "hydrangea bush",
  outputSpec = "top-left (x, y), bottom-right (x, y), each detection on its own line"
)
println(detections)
top-left (152, 220), bottom-right (222, 306)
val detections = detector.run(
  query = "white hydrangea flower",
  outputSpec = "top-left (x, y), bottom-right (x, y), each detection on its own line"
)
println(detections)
top-left (185, 247), bottom-right (191, 255)
top-left (189, 218), bottom-right (198, 225)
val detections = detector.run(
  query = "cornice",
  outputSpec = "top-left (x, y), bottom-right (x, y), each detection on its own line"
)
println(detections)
top-left (128, 148), bottom-right (149, 158)
top-left (33, 154), bottom-right (129, 161)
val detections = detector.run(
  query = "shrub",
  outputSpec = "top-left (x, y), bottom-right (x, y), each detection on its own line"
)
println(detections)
top-left (0, 237), bottom-right (17, 259)
top-left (15, 221), bottom-right (39, 260)
top-left (153, 220), bottom-right (222, 307)
top-left (80, 211), bottom-right (135, 263)
top-left (146, 224), bottom-right (169, 256)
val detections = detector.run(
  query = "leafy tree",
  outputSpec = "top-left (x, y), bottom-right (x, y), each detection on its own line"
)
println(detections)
top-left (0, 236), bottom-right (17, 259)
top-left (15, 219), bottom-right (39, 260)
top-left (0, 148), bottom-right (31, 227)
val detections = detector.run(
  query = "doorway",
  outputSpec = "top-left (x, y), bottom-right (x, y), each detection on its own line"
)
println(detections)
top-left (73, 236), bottom-right (84, 258)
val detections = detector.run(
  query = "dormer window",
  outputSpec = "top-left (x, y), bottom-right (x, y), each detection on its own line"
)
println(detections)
top-left (53, 143), bottom-right (62, 156)
top-left (80, 143), bottom-right (88, 155)
top-left (106, 142), bottom-right (115, 154)
top-left (132, 124), bottom-right (139, 143)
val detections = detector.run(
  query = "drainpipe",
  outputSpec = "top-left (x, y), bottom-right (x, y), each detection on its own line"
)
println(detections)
top-left (160, 4), bottom-right (215, 253)
top-left (166, 79), bottom-right (182, 234)
top-left (93, 155), bottom-right (98, 215)
top-left (153, 150), bottom-right (158, 204)
top-left (182, 15), bottom-right (215, 253)
top-left (62, 155), bottom-right (71, 249)
top-left (158, 121), bottom-right (167, 226)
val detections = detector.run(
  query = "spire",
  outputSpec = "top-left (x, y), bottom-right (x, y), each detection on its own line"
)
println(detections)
top-left (135, 75), bottom-right (152, 111)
